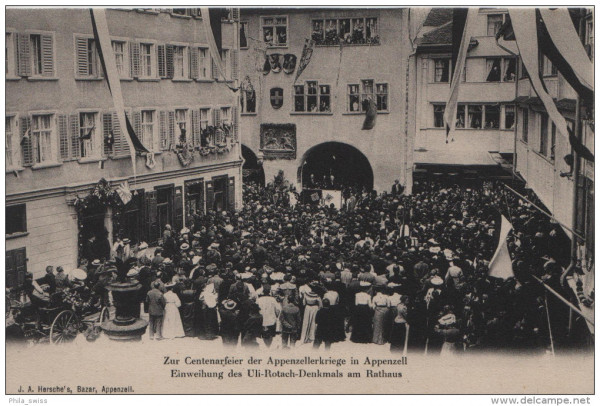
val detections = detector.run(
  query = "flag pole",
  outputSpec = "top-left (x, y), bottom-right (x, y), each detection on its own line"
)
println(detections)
top-left (544, 292), bottom-right (555, 356)
top-left (532, 275), bottom-right (594, 325)
top-left (503, 184), bottom-right (585, 241)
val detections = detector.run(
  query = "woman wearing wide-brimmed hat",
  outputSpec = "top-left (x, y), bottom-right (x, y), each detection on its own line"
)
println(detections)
top-left (161, 282), bottom-right (185, 339)
top-left (219, 299), bottom-right (240, 346)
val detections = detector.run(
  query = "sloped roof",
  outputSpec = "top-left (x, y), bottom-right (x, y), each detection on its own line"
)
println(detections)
top-left (423, 8), bottom-right (453, 27)
top-left (418, 22), bottom-right (452, 45)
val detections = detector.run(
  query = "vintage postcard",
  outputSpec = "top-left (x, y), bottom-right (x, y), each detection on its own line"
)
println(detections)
top-left (4, 4), bottom-right (595, 398)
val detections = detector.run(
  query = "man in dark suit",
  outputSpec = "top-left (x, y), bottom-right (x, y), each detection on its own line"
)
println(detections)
top-left (145, 281), bottom-right (166, 340)
top-left (391, 179), bottom-right (404, 196)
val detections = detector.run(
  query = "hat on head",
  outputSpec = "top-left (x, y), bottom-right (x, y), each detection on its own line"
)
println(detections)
top-left (138, 242), bottom-right (148, 250)
top-left (181, 227), bottom-right (190, 234)
top-left (164, 282), bottom-right (176, 289)
top-left (163, 258), bottom-right (172, 264)
top-left (222, 299), bottom-right (237, 310)
top-left (438, 313), bottom-right (457, 326)
top-left (359, 281), bottom-right (372, 287)
top-left (127, 267), bottom-right (140, 278)
top-left (180, 243), bottom-right (190, 251)
top-left (123, 238), bottom-right (131, 244)
top-left (431, 276), bottom-right (444, 286)
top-left (92, 259), bottom-right (101, 266)
top-left (71, 268), bottom-right (88, 281)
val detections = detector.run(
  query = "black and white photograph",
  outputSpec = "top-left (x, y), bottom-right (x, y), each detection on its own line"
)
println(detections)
top-left (3, 4), bottom-right (596, 399)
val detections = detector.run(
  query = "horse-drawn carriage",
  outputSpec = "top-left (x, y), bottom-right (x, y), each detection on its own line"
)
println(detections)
top-left (6, 285), bottom-right (110, 345)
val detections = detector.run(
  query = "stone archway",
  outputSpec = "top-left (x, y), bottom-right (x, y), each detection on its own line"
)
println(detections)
top-left (299, 142), bottom-right (374, 191)
top-left (242, 144), bottom-right (265, 186)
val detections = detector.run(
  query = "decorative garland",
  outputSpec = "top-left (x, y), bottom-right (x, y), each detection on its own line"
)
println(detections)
top-left (74, 178), bottom-right (125, 215)
top-left (74, 178), bottom-right (126, 265)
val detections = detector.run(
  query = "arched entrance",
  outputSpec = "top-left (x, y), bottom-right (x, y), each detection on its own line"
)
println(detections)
top-left (299, 142), bottom-right (374, 191)
top-left (242, 145), bottom-right (265, 186)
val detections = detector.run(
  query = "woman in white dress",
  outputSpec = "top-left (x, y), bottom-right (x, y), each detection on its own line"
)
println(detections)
top-left (162, 283), bottom-right (185, 339)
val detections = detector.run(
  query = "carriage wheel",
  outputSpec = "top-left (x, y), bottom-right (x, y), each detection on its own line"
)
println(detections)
top-left (99, 307), bottom-right (110, 323)
top-left (50, 310), bottom-right (79, 344)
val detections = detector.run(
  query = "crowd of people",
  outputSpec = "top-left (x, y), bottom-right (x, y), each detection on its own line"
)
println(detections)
top-left (9, 177), bottom-right (589, 353)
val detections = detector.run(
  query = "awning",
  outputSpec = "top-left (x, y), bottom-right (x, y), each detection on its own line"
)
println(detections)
top-left (414, 149), bottom-right (498, 166)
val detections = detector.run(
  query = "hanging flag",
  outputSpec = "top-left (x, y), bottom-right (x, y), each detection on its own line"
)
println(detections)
top-left (294, 38), bottom-right (315, 84)
top-left (116, 181), bottom-right (132, 205)
top-left (209, 8), bottom-right (226, 56)
top-left (488, 215), bottom-right (515, 280)
top-left (20, 127), bottom-right (30, 146)
top-left (362, 98), bottom-right (378, 130)
top-left (509, 9), bottom-right (594, 163)
top-left (201, 8), bottom-right (227, 82)
top-left (90, 9), bottom-right (148, 183)
top-left (443, 8), bottom-right (478, 143)
top-left (451, 8), bottom-right (469, 76)
top-left (79, 125), bottom-right (95, 140)
top-left (538, 8), bottom-right (593, 103)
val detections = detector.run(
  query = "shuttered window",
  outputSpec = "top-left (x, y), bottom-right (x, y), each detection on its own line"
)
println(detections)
top-left (15, 32), bottom-right (54, 78)
top-left (74, 35), bottom-right (101, 78)
top-left (58, 114), bottom-right (69, 161)
top-left (112, 111), bottom-right (130, 157)
top-left (31, 114), bottom-right (55, 164)
top-left (6, 248), bottom-right (27, 289)
top-left (198, 47), bottom-right (209, 79)
top-left (140, 43), bottom-right (155, 78)
top-left (6, 32), bottom-right (17, 77)
top-left (111, 40), bottom-right (129, 78)
top-left (191, 109), bottom-right (201, 147)
top-left (231, 49), bottom-right (239, 81)
top-left (6, 116), bottom-right (17, 168)
top-left (189, 46), bottom-right (199, 80)
top-left (79, 112), bottom-right (99, 158)
top-left (157, 44), bottom-right (166, 78)
top-left (20, 116), bottom-right (33, 166)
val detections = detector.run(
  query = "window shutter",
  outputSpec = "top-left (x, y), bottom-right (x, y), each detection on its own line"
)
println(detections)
top-left (20, 116), bottom-right (33, 166)
top-left (211, 56), bottom-right (218, 79)
top-left (205, 181), bottom-right (214, 212)
top-left (165, 45), bottom-right (174, 79)
top-left (145, 190), bottom-right (158, 244)
top-left (232, 105), bottom-right (239, 142)
top-left (232, 49), bottom-right (239, 81)
top-left (132, 110), bottom-right (142, 147)
top-left (15, 248), bottom-right (27, 287)
top-left (228, 177), bottom-right (236, 211)
top-left (69, 113), bottom-right (81, 159)
top-left (213, 108), bottom-right (221, 127)
top-left (112, 111), bottom-right (127, 157)
top-left (191, 109), bottom-right (201, 146)
top-left (130, 42), bottom-right (140, 78)
top-left (157, 44), bottom-right (166, 78)
top-left (102, 112), bottom-right (113, 157)
top-left (159, 111), bottom-right (168, 150)
top-left (167, 111), bottom-right (175, 149)
top-left (174, 186), bottom-right (183, 232)
top-left (16, 33), bottom-right (32, 77)
top-left (58, 114), bottom-right (69, 160)
top-left (190, 46), bottom-right (199, 79)
top-left (39, 34), bottom-right (55, 77)
top-left (75, 36), bottom-right (89, 78)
